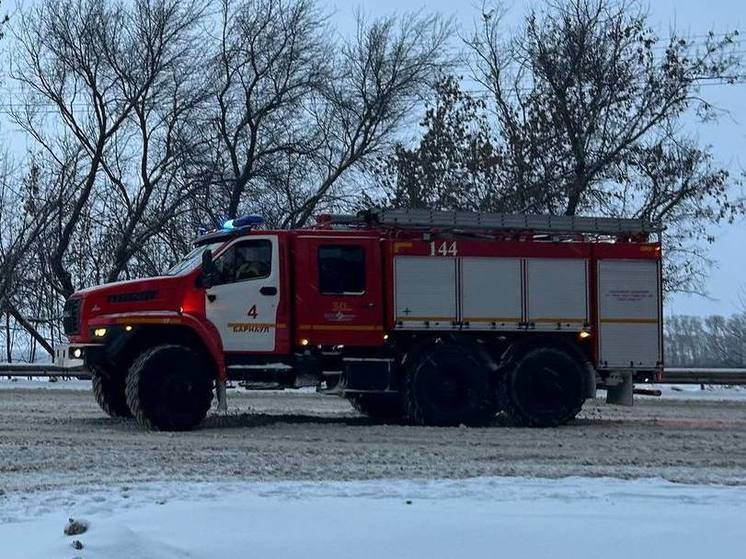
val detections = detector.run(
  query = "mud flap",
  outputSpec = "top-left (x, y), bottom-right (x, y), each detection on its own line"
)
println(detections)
top-left (585, 362), bottom-right (597, 399)
top-left (216, 379), bottom-right (228, 412)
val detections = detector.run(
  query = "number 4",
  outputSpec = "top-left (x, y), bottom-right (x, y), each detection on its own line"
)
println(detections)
top-left (430, 241), bottom-right (458, 256)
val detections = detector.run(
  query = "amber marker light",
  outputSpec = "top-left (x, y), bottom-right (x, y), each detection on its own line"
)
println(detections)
top-left (299, 338), bottom-right (310, 346)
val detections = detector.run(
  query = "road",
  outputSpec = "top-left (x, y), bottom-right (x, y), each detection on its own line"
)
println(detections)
top-left (2, 382), bottom-right (746, 499)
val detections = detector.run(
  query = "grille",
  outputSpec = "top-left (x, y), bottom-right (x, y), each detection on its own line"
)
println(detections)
top-left (62, 298), bottom-right (81, 336)
top-left (107, 290), bottom-right (157, 304)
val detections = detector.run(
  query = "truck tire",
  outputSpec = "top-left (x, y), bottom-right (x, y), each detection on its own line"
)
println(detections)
top-left (125, 344), bottom-right (214, 431)
top-left (499, 343), bottom-right (587, 427)
top-left (404, 341), bottom-right (498, 427)
top-left (92, 368), bottom-right (132, 418)
top-left (348, 394), bottom-right (404, 423)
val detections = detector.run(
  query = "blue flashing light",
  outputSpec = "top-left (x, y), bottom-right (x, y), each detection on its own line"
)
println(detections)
top-left (222, 215), bottom-right (264, 231)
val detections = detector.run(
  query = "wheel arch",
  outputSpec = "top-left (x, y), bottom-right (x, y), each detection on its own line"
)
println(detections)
top-left (107, 324), bottom-right (222, 381)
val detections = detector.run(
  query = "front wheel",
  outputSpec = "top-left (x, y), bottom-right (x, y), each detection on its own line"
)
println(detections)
top-left (92, 368), bottom-right (132, 418)
top-left (125, 344), bottom-right (214, 431)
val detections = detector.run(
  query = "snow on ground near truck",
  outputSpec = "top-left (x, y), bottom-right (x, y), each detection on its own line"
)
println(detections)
top-left (4, 376), bottom-right (746, 409)
top-left (3, 377), bottom-right (746, 399)
top-left (2, 476), bottom-right (745, 559)
top-left (3, 384), bottom-right (746, 491)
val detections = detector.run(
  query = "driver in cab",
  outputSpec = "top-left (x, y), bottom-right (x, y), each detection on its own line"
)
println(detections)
top-left (235, 252), bottom-right (268, 281)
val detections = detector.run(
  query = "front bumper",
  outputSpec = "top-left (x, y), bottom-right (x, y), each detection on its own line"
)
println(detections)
top-left (54, 344), bottom-right (101, 369)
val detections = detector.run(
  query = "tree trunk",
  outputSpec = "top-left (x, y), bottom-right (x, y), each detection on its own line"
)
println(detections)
top-left (5, 304), bottom-right (54, 358)
top-left (5, 312), bottom-right (11, 363)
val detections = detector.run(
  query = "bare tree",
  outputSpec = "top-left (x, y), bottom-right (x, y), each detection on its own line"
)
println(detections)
top-left (13, 0), bottom-right (137, 296)
top-left (461, 0), bottom-right (745, 293)
top-left (0, 158), bottom-right (59, 358)
top-left (203, 0), bottom-right (328, 223)
top-left (467, 0), bottom-right (742, 214)
top-left (11, 0), bottom-right (206, 295)
top-left (665, 308), bottom-right (746, 367)
top-left (0, 1), bottom-right (8, 40)
top-left (283, 11), bottom-right (453, 226)
top-left (95, 0), bottom-right (207, 281)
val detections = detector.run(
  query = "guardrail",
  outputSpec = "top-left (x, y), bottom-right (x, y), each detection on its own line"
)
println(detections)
top-left (660, 368), bottom-right (746, 385)
top-left (0, 363), bottom-right (89, 378)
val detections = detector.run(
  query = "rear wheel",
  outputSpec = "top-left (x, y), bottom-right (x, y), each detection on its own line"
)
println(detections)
top-left (348, 394), bottom-right (404, 423)
top-left (125, 344), bottom-right (214, 431)
top-left (404, 341), bottom-right (498, 426)
top-left (92, 368), bottom-right (132, 418)
top-left (499, 343), bottom-right (587, 427)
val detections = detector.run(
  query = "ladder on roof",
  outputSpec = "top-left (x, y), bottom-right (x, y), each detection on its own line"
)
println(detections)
top-left (322, 209), bottom-right (662, 236)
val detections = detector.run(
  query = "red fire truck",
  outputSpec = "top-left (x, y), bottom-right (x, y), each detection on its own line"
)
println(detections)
top-left (56, 209), bottom-right (663, 430)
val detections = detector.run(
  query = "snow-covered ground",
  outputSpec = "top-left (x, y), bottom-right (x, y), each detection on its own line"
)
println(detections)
top-left (641, 383), bottom-right (746, 400)
top-left (1, 476), bottom-right (744, 559)
top-left (0, 377), bottom-right (92, 390)
top-left (4, 376), bottom-right (746, 401)
top-left (1, 380), bottom-right (746, 557)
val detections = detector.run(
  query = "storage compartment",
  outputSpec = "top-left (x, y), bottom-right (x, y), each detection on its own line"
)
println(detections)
top-left (525, 258), bottom-right (588, 330)
top-left (461, 257), bottom-right (522, 328)
top-left (394, 256), bottom-right (457, 328)
top-left (597, 259), bottom-right (661, 369)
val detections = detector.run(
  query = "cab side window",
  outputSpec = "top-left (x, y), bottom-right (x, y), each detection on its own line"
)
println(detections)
top-left (318, 245), bottom-right (365, 295)
top-left (213, 240), bottom-right (272, 285)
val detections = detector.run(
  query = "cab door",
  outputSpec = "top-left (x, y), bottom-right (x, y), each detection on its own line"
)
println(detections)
top-left (295, 236), bottom-right (384, 346)
top-left (205, 235), bottom-right (280, 352)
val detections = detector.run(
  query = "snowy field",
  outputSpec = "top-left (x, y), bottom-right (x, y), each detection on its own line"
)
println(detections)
top-left (2, 476), bottom-right (745, 559)
top-left (2, 378), bottom-right (746, 558)
top-left (2, 380), bottom-right (746, 490)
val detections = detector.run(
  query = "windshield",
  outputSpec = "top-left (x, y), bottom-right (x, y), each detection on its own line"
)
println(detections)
top-left (165, 242), bottom-right (224, 276)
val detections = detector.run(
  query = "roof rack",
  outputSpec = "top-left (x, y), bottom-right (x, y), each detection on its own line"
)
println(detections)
top-left (319, 209), bottom-right (662, 237)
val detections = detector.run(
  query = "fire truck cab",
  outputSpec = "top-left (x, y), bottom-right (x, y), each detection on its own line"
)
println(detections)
top-left (58, 209), bottom-right (663, 430)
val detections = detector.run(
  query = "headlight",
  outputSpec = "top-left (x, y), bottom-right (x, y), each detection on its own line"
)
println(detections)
top-left (93, 327), bottom-right (108, 338)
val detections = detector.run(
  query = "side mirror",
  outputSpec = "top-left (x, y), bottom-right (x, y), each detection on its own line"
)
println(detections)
top-left (198, 249), bottom-right (217, 289)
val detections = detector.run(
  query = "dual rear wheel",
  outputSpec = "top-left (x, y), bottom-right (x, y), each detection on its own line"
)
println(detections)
top-left (402, 341), bottom-right (499, 426)
top-left (350, 339), bottom-right (588, 428)
top-left (498, 343), bottom-right (588, 427)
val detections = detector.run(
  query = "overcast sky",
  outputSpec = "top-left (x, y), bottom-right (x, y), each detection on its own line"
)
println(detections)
top-left (1, 0), bottom-right (744, 316)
